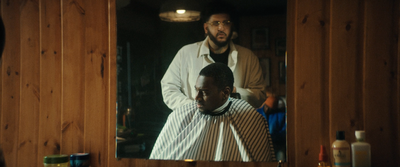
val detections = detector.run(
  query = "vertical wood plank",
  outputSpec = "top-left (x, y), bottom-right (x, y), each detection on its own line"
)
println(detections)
top-left (62, 0), bottom-right (86, 154)
top-left (294, 0), bottom-right (330, 165)
top-left (0, 2), bottom-right (3, 163)
top-left (329, 0), bottom-right (363, 150)
top-left (38, 0), bottom-right (62, 166)
top-left (364, 0), bottom-right (398, 166)
top-left (106, 0), bottom-right (154, 165)
top-left (108, 0), bottom-right (130, 166)
top-left (18, 0), bottom-right (40, 166)
top-left (106, 0), bottom-right (138, 165)
top-left (396, 1), bottom-right (400, 165)
top-left (286, 0), bottom-right (295, 165)
top-left (1, 1), bottom-right (21, 167)
top-left (83, 0), bottom-right (109, 166)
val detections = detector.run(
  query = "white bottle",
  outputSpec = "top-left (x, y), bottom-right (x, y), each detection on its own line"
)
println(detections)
top-left (332, 131), bottom-right (350, 167)
top-left (351, 130), bottom-right (371, 167)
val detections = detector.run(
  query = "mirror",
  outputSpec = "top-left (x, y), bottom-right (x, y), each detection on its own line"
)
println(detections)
top-left (115, 0), bottom-right (287, 162)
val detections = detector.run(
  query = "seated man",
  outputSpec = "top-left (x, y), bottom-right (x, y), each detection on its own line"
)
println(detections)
top-left (149, 63), bottom-right (276, 162)
top-left (256, 96), bottom-right (286, 161)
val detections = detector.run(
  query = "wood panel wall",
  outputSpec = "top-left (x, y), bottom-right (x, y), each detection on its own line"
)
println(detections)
top-left (287, 0), bottom-right (400, 166)
top-left (1, 0), bottom-right (112, 166)
top-left (0, 0), bottom-right (398, 167)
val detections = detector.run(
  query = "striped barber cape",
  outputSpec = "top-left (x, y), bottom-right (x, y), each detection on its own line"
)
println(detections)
top-left (149, 98), bottom-right (276, 162)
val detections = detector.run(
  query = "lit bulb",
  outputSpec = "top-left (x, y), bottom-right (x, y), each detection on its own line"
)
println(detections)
top-left (176, 9), bottom-right (186, 14)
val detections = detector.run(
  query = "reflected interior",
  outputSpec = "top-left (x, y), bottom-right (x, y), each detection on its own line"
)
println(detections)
top-left (116, 0), bottom-right (287, 161)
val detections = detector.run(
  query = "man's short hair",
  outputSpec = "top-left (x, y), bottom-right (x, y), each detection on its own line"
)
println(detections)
top-left (201, 1), bottom-right (237, 23)
top-left (199, 63), bottom-right (234, 93)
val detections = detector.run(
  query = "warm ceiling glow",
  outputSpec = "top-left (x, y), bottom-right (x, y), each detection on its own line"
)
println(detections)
top-left (159, 10), bottom-right (201, 22)
top-left (176, 9), bottom-right (186, 14)
top-left (159, 0), bottom-right (200, 22)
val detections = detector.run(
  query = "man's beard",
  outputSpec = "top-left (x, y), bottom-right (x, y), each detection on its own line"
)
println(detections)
top-left (207, 27), bottom-right (232, 47)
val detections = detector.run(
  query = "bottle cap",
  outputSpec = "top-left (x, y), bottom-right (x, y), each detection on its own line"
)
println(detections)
top-left (70, 153), bottom-right (90, 160)
top-left (319, 145), bottom-right (328, 161)
top-left (43, 154), bottom-right (69, 164)
top-left (336, 131), bottom-right (345, 140)
top-left (355, 130), bottom-right (365, 140)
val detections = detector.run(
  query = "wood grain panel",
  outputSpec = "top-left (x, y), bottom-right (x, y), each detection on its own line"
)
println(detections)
top-left (294, 0), bottom-right (330, 165)
top-left (107, 0), bottom-right (130, 166)
top-left (329, 0), bottom-right (363, 150)
top-left (1, 1), bottom-right (21, 167)
top-left (0, 0), bottom-right (399, 167)
top-left (38, 0), bottom-right (62, 166)
top-left (0, 4), bottom-right (2, 164)
top-left (118, 160), bottom-right (287, 167)
top-left (83, 0), bottom-right (109, 166)
top-left (62, 0), bottom-right (86, 154)
top-left (363, 0), bottom-right (398, 166)
top-left (18, 0), bottom-right (40, 166)
top-left (396, 1), bottom-right (400, 165)
top-left (286, 0), bottom-right (295, 166)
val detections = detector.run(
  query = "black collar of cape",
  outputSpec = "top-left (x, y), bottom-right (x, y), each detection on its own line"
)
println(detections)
top-left (208, 101), bottom-right (233, 116)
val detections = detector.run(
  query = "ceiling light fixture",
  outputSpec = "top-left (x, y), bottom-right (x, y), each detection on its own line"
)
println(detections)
top-left (159, 0), bottom-right (201, 22)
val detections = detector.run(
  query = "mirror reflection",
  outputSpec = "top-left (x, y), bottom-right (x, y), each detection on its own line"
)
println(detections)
top-left (116, 0), bottom-right (287, 162)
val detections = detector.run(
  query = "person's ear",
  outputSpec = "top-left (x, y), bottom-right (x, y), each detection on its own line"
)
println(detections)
top-left (204, 23), bottom-right (208, 34)
top-left (222, 86), bottom-right (231, 99)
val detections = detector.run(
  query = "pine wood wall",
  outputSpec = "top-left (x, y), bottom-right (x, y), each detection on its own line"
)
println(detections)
top-left (0, 0), bottom-right (398, 167)
top-left (287, 0), bottom-right (400, 166)
top-left (1, 0), bottom-right (114, 166)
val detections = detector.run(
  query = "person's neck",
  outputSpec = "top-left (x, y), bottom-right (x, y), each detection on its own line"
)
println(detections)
top-left (212, 98), bottom-right (231, 113)
top-left (208, 39), bottom-right (229, 54)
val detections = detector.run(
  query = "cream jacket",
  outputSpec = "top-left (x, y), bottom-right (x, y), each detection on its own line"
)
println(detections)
top-left (161, 37), bottom-right (266, 110)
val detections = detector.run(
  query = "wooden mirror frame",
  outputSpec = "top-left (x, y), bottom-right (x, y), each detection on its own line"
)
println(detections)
top-left (0, 0), bottom-right (398, 166)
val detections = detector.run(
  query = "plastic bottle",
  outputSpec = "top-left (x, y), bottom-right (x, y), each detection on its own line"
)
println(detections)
top-left (351, 130), bottom-right (371, 167)
top-left (332, 131), bottom-right (350, 167)
top-left (318, 145), bottom-right (331, 167)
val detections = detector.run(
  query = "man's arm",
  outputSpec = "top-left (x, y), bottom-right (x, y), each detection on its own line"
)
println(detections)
top-left (161, 50), bottom-right (193, 110)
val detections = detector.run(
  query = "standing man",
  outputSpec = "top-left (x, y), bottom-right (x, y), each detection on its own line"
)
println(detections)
top-left (161, 1), bottom-right (266, 110)
top-left (150, 63), bottom-right (275, 161)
